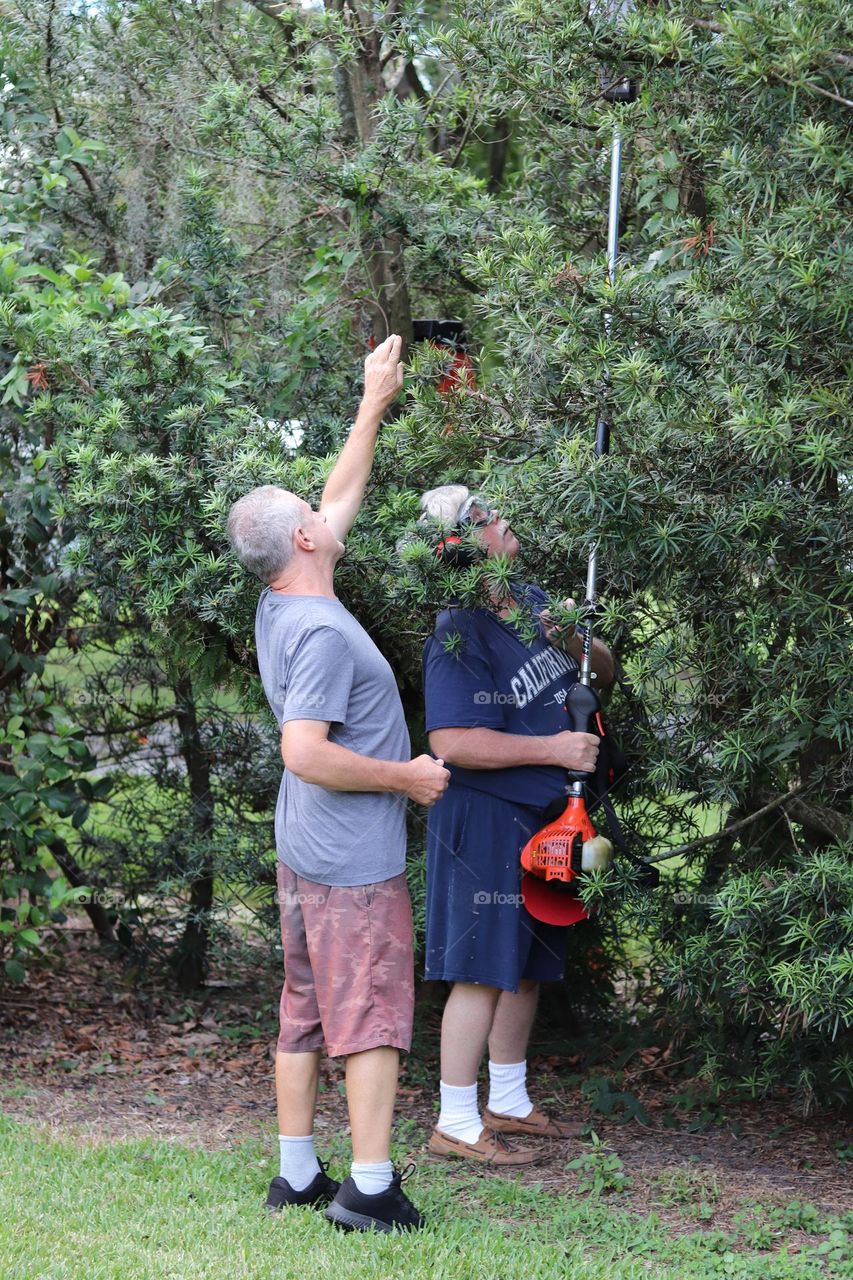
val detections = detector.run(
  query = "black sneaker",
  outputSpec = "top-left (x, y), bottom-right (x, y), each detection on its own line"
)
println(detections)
top-left (324, 1162), bottom-right (425, 1233)
top-left (265, 1159), bottom-right (340, 1212)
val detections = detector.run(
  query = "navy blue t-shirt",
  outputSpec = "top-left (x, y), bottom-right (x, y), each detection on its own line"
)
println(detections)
top-left (422, 583), bottom-right (581, 809)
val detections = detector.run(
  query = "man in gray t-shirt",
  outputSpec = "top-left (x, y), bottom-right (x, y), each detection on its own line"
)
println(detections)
top-left (255, 593), bottom-right (410, 886)
top-left (226, 334), bottom-right (448, 1233)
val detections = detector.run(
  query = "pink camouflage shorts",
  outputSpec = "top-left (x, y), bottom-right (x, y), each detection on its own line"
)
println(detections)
top-left (275, 861), bottom-right (415, 1058)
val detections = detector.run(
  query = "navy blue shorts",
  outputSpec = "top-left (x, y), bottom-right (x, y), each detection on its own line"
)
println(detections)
top-left (424, 785), bottom-right (570, 992)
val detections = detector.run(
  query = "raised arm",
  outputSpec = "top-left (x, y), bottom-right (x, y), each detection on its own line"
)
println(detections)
top-left (540, 597), bottom-right (615, 688)
top-left (319, 333), bottom-right (404, 543)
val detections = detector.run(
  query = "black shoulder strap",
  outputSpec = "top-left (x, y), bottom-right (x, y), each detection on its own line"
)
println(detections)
top-left (599, 794), bottom-right (661, 889)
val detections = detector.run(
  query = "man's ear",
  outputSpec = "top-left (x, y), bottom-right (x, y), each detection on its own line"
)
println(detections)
top-left (293, 524), bottom-right (315, 552)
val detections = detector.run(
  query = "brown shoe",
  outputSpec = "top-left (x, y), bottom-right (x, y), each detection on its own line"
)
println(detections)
top-left (427, 1126), bottom-right (544, 1166)
top-left (482, 1105), bottom-right (585, 1140)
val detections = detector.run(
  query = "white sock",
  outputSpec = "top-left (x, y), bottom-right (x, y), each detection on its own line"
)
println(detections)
top-left (437, 1081), bottom-right (483, 1144)
top-left (350, 1159), bottom-right (394, 1196)
top-left (487, 1059), bottom-right (533, 1119)
top-left (278, 1134), bottom-right (321, 1191)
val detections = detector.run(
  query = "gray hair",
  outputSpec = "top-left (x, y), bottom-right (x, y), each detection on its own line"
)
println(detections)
top-left (226, 485), bottom-right (306, 583)
top-left (418, 484), bottom-right (470, 530)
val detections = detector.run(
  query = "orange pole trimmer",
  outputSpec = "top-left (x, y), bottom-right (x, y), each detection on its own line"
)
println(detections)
top-left (520, 40), bottom-right (637, 928)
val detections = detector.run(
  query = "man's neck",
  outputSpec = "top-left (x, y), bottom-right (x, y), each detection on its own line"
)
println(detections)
top-left (488, 586), bottom-right (517, 617)
top-left (268, 564), bottom-right (337, 599)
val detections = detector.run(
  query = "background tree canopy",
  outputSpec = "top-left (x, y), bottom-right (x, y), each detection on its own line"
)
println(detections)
top-left (0, 0), bottom-right (850, 1112)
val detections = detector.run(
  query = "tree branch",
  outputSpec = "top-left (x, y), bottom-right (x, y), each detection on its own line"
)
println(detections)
top-left (755, 786), bottom-right (850, 843)
top-left (686, 16), bottom-right (853, 108)
top-left (646, 785), bottom-right (805, 863)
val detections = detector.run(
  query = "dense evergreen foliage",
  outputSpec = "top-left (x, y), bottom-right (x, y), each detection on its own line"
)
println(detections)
top-left (1, 0), bottom-right (850, 1107)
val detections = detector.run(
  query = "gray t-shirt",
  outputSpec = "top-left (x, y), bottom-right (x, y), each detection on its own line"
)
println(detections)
top-left (255, 589), bottom-right (411, 886)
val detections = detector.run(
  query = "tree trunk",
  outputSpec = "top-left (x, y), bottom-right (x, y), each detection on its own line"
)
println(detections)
top-left (324, 0), bottom-right (413, 350)
top-left (361, 226), bottom-right (413, 348)
top-left (49, 839), bottom-right (117, 945)
top-left (170, 673), bottom-right (215, 991)
top-left (487, 117), bottom-right (511, 193)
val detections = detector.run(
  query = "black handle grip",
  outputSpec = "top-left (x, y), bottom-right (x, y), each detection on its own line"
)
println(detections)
top-left (563, 681), bottom-right (602, 781)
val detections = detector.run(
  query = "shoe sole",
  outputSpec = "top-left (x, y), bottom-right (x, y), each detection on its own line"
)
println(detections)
top-left (484, 1124), bottom-right (583, 1140)
top-left (482, 1111), bottom-right (585, 1140)
top-left (426, 1141), bottom-right (542, 1167)
top-left (266, 1198), bottom-right (334, 1214)
top-left (325, 1202), bottom-right (421, 1233)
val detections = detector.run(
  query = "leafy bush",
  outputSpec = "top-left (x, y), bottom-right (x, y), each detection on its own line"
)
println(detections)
top-left (0, 1), bottom-right (850, 1105)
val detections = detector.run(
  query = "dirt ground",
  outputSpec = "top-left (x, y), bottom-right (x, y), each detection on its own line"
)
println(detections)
top-left (1, 928), bottom-right (850, 1240)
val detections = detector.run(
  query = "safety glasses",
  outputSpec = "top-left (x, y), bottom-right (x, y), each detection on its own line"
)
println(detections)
top-left (457, 493), bottom-right (499, 529)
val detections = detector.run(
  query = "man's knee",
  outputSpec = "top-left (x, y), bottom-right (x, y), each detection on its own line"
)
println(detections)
top-left (450, 981), bottom-right (502, 1003)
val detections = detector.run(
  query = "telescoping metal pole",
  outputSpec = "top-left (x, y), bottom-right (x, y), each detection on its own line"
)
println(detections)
top-left (565, 32), bottom-right (637, 834)
top-left (577, 0), bottom-right (636, 699)
top-left (578, 134), bottom-right (624, 695)
top-left (518, 6), bottom-right (642, 923)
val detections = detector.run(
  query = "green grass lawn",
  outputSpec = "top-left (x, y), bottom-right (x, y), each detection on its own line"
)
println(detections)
top-left (0, 1115), bottom-right (848, 1280)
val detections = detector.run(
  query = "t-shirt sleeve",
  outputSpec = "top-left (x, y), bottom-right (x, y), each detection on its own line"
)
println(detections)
top-left (423, 613), bottom-right (505, 732)
top-left (281, 626), bottom-right (354, 727)
top-left (521, 583), bottom-right (550, 640)
top-left (524, 583), bottom-right (549, 612)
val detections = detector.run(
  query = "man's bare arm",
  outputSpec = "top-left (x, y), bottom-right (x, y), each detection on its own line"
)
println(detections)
top-left (540, 598), bottom-right (615, 687)
top-left (320, 334), bottom-right (404, 543)
top-left (428, 726), bottom-right (599, 773)
top-left (283, 719), bottom-right (449, 805)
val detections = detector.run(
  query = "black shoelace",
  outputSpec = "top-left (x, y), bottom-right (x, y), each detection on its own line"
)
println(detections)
top-left (389, 1162), bottom-right (418, 1199)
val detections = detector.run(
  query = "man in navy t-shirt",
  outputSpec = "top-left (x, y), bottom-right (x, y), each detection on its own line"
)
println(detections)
top-left (419, 484), bottom-right (615, 1164)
